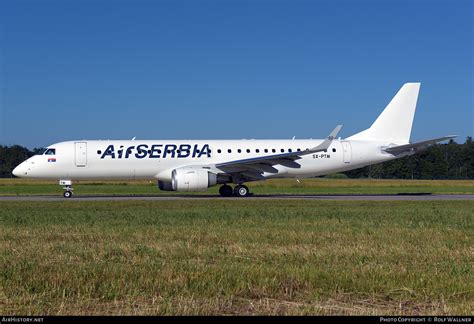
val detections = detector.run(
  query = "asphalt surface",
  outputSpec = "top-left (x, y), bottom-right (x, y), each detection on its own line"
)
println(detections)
top-left (1, 194), bottom-right (474, 201)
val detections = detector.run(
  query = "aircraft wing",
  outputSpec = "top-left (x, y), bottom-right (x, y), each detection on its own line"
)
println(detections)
top-left (214, 125), bottom-right (342, 180)
top-left (383, 135), bottom-right (457, 155)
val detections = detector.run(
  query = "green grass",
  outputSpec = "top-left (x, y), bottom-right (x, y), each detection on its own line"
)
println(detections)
top-left (0, 178), bottom-right (473, 196)
top-left (1, 200), bottom-right (472, 315)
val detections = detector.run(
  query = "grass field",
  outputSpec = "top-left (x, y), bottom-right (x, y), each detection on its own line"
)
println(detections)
top-left (0, 178), bottom-right (473, 196)
top-left (0, 200), bottom-right (472, 315)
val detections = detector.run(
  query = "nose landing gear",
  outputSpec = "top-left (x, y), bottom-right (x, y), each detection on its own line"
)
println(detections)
top-left (60, 180), bottom-right (74, 198)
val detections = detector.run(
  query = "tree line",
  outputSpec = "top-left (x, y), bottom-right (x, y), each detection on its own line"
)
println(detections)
top-left (344, 137), bottom-right (474, 179)
top-left (0, 145), bottom-right (44, 178)
top-left (0, 137), bottom-right (473, 179)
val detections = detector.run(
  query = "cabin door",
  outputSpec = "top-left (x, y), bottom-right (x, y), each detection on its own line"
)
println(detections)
top-left (75, 142), bottom-right (87, 167)
top-left (342, 141), bottom-right (351, 163)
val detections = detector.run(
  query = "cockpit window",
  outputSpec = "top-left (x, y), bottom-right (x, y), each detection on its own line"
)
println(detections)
top-left (44, 148), bottom-right (56, 155)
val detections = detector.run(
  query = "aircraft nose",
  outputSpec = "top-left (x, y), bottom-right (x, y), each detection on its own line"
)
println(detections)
top-left (12, 166), bottom-right (20, 177)
top-left (12, 163), bottom-right (25, 177)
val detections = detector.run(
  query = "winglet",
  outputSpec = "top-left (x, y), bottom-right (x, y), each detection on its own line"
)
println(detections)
top-left (308, 125), bottom-right (343, 153)
top-left (328, 125), bottom-right (343, 140)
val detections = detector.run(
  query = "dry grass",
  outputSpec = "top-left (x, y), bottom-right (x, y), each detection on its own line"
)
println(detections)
top-left (1, 200), bottom-right (472, 315)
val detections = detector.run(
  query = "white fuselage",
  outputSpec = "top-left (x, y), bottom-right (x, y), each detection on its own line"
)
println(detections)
top-left (13, 83), bottom-right (446, 196)
top-left (12, 139), bottom-right (399, 182)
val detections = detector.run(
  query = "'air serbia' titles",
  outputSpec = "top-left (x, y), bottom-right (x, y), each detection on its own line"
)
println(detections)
top-left (99, 144), bottom-right (211, 159)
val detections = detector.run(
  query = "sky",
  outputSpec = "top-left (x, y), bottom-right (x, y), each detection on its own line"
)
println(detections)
top-left (0, 0), bottom-right (472, 149)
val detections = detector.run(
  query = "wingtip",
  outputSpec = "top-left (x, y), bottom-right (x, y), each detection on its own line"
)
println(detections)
top-left (442, 135), bottom-right (458, 140)
top-left (328, 125), bottom-right (343, 139)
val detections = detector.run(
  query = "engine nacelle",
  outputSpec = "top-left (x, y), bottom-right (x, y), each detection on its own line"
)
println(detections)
top-left (159, 167), bottom-right (218, 192)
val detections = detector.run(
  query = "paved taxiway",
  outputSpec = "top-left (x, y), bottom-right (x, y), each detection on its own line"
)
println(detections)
top-left (1, 194), bottom-right (474, 201)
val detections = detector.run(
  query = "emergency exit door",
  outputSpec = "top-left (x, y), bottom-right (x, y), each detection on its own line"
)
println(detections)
top-left (75, 142), bottom-right (87, 167)
top-left (341, 141), bottom-right (352, 163)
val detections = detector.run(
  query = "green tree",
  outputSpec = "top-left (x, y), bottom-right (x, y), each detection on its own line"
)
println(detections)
top-left (0, 145), bottom-right (35, 177)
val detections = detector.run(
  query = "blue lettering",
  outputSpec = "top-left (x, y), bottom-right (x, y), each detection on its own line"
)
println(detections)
top-left (198, 144), bottom-right (211, 158)
top-left (163, 144), bottom-right (177, 158)
top-left (117, 145), bottom-right (124, 159)
top-left (125, 146), bottom-right (135, 158)
top-left (192, 144), bottom-right (199, 158)
top-left (149, 144), bottom-right (162, 158)
top-left (135, 144), bottom-right (148, 159)
top-left (100, 143), bottom-right (211, 159)
top-left (101, 145), bottom-right (115, 159)
top-left (178, 144), bottom-right (191, 158)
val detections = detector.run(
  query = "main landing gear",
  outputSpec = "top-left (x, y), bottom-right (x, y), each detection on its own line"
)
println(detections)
top-left (219, 184), bottom-right (251, 197)
top-left (60, 180), bottom-right (74, 198)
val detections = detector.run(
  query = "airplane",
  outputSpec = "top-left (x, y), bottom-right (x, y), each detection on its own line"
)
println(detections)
top-left (12, 83), bottom-right (456, 198)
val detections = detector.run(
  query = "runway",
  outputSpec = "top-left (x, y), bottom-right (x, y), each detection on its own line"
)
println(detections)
top-left (1, 194), bottom-right (474, 201)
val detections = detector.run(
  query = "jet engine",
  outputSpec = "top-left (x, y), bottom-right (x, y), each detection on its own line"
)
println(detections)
top-left (158, 167), bottom-right (218, 192)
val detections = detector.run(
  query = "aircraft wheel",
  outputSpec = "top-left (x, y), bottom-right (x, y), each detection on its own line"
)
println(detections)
top-left (234, 185), bottom-right (249, 197)
top-left (63, 191), bottom-right (73, 198)
top-left (219, 185), bottom-right (233, 197)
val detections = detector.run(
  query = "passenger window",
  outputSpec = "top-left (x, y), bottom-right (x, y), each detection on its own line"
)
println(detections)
top-left (218, 149), bottom-right (222, 153)
top-left (246, 149), bottom-right (250, 153)
top-left (332, 148), bottom-right (336, 152)
top-left (256, 149), bottom-right (260, 153)
top-left (238, 149), bottom-right (242, 153)
top-left (280, 149), bottom-right (284, 153)
top-left (228, 149), bottom-right (232, 153)
top-left (288, 149), bottom-right (292, 153)
top-left (44, 148), bottom-right (56, 155)
top-left (264, 149), bottom-right (268, 153)
top-left (272, 149), bottom-right (276, 153)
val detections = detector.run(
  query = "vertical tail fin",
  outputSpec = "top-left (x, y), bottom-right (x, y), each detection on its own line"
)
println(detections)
top-left (348, 83), bottom-right (420, 143)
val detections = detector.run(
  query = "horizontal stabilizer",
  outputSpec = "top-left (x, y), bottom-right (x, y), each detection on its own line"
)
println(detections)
top-left (383, 135), bottom-right (457, 155)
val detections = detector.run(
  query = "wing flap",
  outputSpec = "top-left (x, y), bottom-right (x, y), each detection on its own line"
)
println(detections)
top-left (240, 171), bottom-right (266, 180)
top-left (245, 164), bottom-right (279, 174)
top-left (273, 159), bottom-right (302, 168)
